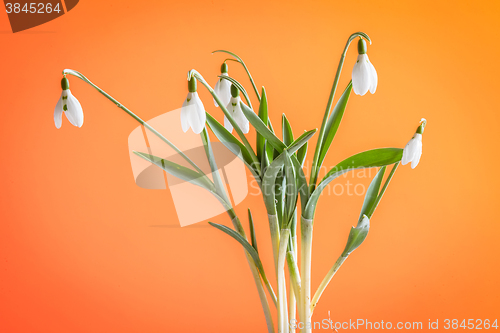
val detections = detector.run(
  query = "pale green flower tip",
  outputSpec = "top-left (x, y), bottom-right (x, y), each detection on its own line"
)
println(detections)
top-left (230, 84), bottom-right (239, 97)
top-left (188, 77), bottom-right (197, 92)
top-left (221, 62), bottom-right (228, 74)
top-left (61, 77), bottom-right (70, 90)
top-left (416, 118), bottom-right (427, 134)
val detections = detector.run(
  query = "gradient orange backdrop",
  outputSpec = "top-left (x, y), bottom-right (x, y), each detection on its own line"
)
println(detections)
top-left (1, 0), bottom-right (500, 332)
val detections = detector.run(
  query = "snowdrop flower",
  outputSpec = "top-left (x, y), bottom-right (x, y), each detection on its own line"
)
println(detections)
top-left (213, 62), bottom-right (231, 107)
top-left (224, 84), bottom-right (249, 134)
top-left (181, 77), bottom-right (206, 134)
top-left (402, 118), bottom-right (427, 169)
top-left (351, 38), bottom-right (378, 96)
top-left (54, 77), bottom-right (84, 128)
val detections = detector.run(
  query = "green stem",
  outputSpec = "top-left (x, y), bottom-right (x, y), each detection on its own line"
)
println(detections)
top-left (213, 50), bottom-right (261, 102)
top-left (366, 162), bottom-right (399, 218)
top-left (200, 128), bottom-right (230, 204)
top-left (310, 255), bottom-right (348, 315)
top-left (62, 69), bottom-right (206, 176)
top-left (300, 217), bottom-right (313, 333)
top-left (227, 209), bottom-right (275, 333)
top-left (188, 70), bottom-right (261, 176)
top-left (277, 229), bottom-right (291, 333)
top-left (309, 32), bottom-right (371, 190)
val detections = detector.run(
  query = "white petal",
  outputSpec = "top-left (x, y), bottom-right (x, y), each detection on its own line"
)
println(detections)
top-left (224, 115), bottom-right (234, 133)
top-left (54, 93), bottom-right (64, 129)
top-left (410, 139), bottom-right (423, 169)
top-left (352, 54), bottom-right (371, 96)
top-left (187, 93), bottom-right (206, 134)
top-left (64, 90), bottom-right (84, 127)
top-left (180, 107), bottom-right (190, 132)
top-left (368, 60), bottom-right (378, 94)
top-left (402, 138), bottom-right (416, 165)
top-left (233, 100), bottom-right (250, 134)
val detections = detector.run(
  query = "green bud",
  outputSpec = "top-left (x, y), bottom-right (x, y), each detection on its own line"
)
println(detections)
top-left (188, 77), bottom-right (197, 92)
top-left (221, 62), bottom-right (228, 74)
top-left (61, 77), bottom-right (70, 90)
top-left (416, 118), bottom-right (427, 134)
top-left (230, 84), bottom-right (239, 98)
top-left (357, 38), bottom-right (367, 54)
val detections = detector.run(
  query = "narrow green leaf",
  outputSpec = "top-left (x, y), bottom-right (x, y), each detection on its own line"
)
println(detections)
top-left (303, 148), bottom-right (403, 219)
top-left (201, 128), bottom-right (229, 204)
top-left (240, 102), bottom-right (286, 152)
top-left (260, 141), bottom-right (270, 175)
top-left (262, 153), bottom-right (286, 215)
top-left (282, 114), bottom-right (294, 146)
top-left (287, 129), bottom-right (316, 155)
top-left (208, 222), bottom-right (276, 303)
top-left (317, 83), bottom-right (352, 170)
top-left (359, 166), bottom-right (385, 220)
top-left (297, 141), bottom-right (308, 167)
top-left (257, 87), bottom-right (268, 162)
top-left (283, 150), bottom-right (298, 228)
top-left (133, 151), bottom-right (216, 193)
top-left (248, 209), bottom-right (258, 253)
top-left (206, 113), bottom-right (260, 182)
top-left (342, 215), bottom-right (370, 257)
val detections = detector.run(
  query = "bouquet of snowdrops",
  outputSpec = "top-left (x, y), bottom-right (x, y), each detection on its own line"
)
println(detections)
top-left (53, 32), bottom-right (426, 333)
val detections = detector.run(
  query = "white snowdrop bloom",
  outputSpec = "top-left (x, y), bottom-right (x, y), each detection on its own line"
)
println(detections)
top-left (181, 91), bottom-right (206, 134)
top-left (224, 96), bottom-right (249, 134)
top-left (351, 38), bottom-right (378, 96)
top-left (54, 77), bottom-right (84, 129)
top-left (402, 118), bottom-right (427, 169)
top-left (213, 62), bottom-right (231, 107)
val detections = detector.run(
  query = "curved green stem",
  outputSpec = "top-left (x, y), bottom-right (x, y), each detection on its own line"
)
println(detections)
top-left (309, 32), bottom-right (371, 190)
top-left (213, 50), bottom-right (261, 101)
top-left (310, 255), bottom-right (347, 315)
top-left (62, 69), bottom-right (205, 176)
top-left (300, 217), bottom-right (314, 333)
top-left (227, 209), bottom-right (276, 333)
top-left (188, 69), bottom-right (261, 177)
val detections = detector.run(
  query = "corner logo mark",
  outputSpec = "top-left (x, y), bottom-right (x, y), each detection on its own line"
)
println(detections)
top-left (4, 0), bottom-right (79, 33)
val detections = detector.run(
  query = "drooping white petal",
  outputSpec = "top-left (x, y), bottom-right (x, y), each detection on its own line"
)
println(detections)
top-left (180, 107), bottom-right (190, 133)
top-left (224, 115), bottom-right (234, 133)
top-left (54, 92), bottom-right (64, 129)
top-left (214, 73), bottom-right (232, 108)
top-left (187, 92), bottom-right (206, 134)
top-left (402, 134), bottom-right (422, 167)
top-left (225, 97), bottom-right (249, 134)
top-left (232, 97), bottom-right (250, 134)
top-left (352, 54), bottom-right (371, 96)
top-left (368, 60), bottom-right (378, 94)
top-left (410, 138), bottom-right (423, 169)
top-left (64, 90), bottom-right (84, 127)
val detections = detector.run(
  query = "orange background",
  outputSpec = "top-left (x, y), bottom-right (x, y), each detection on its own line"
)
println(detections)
top-left (1, 0), bottom-right (499, 332)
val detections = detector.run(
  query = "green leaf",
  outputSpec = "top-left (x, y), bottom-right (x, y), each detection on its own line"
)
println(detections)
top-left (133, 151), bottom-right (216, 193)
top-left (341, 215), bottom-right (370, 257)
top-left (201, 128), bottom-right (229, 204)
top-left (303, 148), bottom-right (403, 219)
top-left (359, 166), bottom-right (385, 221)
top-left (283, 150), bottom-right (298, 228)
top-left (317, 83), bottom-right (352, 169)
top-left (287, 129), bottom-right (316, 155)
top-left (248, 209), bottom-right (258, 253)
top-left (257, 87), bottom-right (268, 162)
top-left (296, 141), bottom-right (308, 167)
top-left (240, 102), bottom-right (286, 152)
top-left (282, 114), bottom-right (294, 146)
top-left (262, 153), bottom-right (286, 215)
top-left (208, 222), bottom-right (276, 302)
top-left (260, 141), bottom-right (270, 175)
top-left (206, 113), bottom-right (260, 181)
